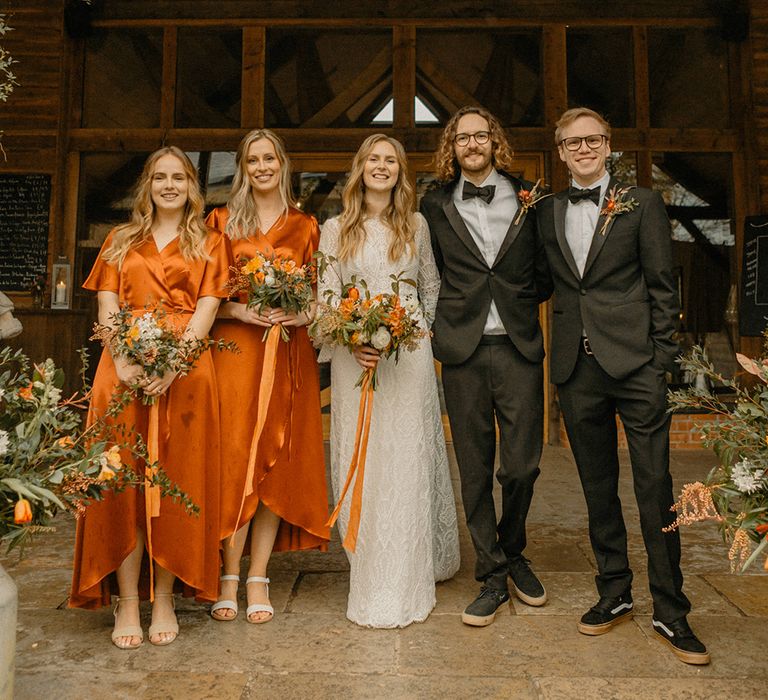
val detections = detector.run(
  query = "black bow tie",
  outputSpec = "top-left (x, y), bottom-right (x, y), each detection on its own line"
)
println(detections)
top-left (568, 186), bottom-right (601, 206)
top-left (462, 181), bottom-right (496, 204)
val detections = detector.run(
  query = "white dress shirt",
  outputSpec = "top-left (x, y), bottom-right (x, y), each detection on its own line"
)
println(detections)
top-left (453, 170), bottom-right (518, 334)
top-left (564, 171), bottom-right (611, 277)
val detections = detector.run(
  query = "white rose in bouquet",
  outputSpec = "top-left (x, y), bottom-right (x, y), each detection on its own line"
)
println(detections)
top-left (370, 326), bottom-right (391, 351)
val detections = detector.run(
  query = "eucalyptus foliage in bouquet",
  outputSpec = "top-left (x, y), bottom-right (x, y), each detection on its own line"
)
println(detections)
top-left (666, 331), bottom-right (768, 572)
top-left (0, 346), bottom-right (196, 552)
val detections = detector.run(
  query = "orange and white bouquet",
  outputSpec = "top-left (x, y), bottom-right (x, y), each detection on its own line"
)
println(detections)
top-left (91, 302), bottom-right (235, 405)
top-left (227, 252), bottom-right (314, 341)
top-left (311, 252), bottom-right (426, 390)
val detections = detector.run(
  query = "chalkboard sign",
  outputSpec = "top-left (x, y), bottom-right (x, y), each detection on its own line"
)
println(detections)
top-left (0, 173), bottom-right (51, 292)
top-left (741, 215), bottom-right (768, 336)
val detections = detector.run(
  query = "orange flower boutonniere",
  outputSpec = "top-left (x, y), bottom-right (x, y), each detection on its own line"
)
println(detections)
top-left (514, 179), bottom-right (553, 225)
top-left (599, 185), bottom-right (638, 235)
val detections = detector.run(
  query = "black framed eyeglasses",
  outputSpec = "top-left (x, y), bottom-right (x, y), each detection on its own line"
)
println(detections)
top-left (559, 134), bottom-right (607, 151)
top-left (454, 131), bottom-right (491, 147)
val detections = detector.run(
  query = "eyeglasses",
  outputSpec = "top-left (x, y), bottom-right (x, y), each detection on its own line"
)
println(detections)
top-left (454, 131), bottom-right (491, 147)
top-left (559, 134), bottom-right (608, 152)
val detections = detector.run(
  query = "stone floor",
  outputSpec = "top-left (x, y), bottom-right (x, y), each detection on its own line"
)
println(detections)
top-left (3, 446), bottom-right (767, 700)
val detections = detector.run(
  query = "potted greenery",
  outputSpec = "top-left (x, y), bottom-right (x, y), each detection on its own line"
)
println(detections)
top-left (667, 331), bottom-right (768, 573)
top-left (0, 347), bottom-right (193, 698)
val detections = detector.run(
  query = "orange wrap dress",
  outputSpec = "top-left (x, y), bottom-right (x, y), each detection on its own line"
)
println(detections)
top-left (69, 230), bottom-right (233, 609)
top-left (206, 207), bottom-right (329, 552)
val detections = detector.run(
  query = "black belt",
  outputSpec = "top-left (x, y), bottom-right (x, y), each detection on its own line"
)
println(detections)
top-left (479, 334), bottom-right (512, 346)
top-left (580, 337), bottom-right (594, 356)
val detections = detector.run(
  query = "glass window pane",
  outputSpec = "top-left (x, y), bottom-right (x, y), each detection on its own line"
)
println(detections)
top-left (417, 29), bottom-right (543, 126)
top-left (649, 29), bottom-right (730, 128)
top-left (567, 28), bottom-right (634, 127)
top-left (176, 29), bottom-right (242, 128)
top-left (82, 30), bottom-right (163, 128)
top-left (653, 152), bottom-right (734, 339)
top-left (266, 29), bottom-right (392, 128)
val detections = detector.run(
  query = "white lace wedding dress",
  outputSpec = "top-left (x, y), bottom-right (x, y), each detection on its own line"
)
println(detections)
top-left (318, 213), bottom-right (460, 628)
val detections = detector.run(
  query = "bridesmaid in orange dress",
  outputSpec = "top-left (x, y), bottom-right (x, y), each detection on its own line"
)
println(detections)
top-left (69, 146), bottom-right (232, 649)
top-left (206, 129), bottom-right (329, 623)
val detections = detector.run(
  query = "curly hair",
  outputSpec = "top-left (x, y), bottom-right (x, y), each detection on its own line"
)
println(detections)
top-left (433, 106), bottom-right (516, 183)
top-left (337, 134), bottom-right (416, 263)
top-left (103, 146), bottom-right (209, 268)
top-left (226, 129), bottom-right (295, 240)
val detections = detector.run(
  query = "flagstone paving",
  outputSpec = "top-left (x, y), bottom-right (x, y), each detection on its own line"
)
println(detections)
top-left (3, 446), bottom-right (766, 699)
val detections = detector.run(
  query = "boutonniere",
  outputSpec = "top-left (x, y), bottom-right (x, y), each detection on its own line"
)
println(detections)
top-left (514, 179), bottom-right (553, 225)
top-left (598, 185), bottom-right (638, 235)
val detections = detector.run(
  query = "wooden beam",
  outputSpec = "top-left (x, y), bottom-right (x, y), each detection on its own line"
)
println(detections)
top-left (416, 48), bottom-right (481, 110)
top-left (241, 26), bottom-right (265, 127)
top-left (302, 45), bottom-right (391, 128)
top-left (633, 26), bottom-right (650, 130)
top-left (160, 27), bottom-right (178, 129)
top-left (392, 25), bottom-right (416, 129)
top-left (542, 24), bottom-right (568, 190)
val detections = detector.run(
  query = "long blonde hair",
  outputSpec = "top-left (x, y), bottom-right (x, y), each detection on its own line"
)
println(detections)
top-left (103, 146), bottom-right (209, 267)
top-left (337, 134), bottom-right (416, 263)
top-left (433, 106), bottom-right (516, 183)
top-left (225, 129), bottom-right (295, 240)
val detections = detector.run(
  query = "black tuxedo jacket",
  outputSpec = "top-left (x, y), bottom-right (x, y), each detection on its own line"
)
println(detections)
top-left (537, 178), bottom-right (680, 384)
top-left (419, 172), bottom-right (553, 365)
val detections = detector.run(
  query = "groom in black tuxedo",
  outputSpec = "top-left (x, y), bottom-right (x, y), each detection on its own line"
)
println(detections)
top-left (537, 107), bottom-right (709, 665)
top-left (420, 106), bottom-right (552, 626)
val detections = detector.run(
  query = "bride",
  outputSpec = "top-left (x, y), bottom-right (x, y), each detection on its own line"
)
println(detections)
top-left (318, 134), bottom-right (460, 628)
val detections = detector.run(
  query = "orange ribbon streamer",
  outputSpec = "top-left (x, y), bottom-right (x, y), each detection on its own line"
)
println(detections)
top-left (144, 400), bottom-right (162, 601)
top-left (326, 368), bottom-right (375, 553)
top-left (232, 323), bottom-right (282, 539)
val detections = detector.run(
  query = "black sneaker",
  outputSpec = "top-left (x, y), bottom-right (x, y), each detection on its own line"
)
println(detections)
top-left (461, 586), bottom-right (511, 627)
top-left (508, 556), bottom-right (547, 607)
top-left (652, 617), bottom-right (711, 665)
top-left (578, 592), bottom-right (634, 635)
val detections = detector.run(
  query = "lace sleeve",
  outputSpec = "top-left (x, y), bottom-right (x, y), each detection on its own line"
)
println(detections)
top-left (316, 216), bottom-right (343, 362)
top-left (414, 213), bottom-right (440, 328)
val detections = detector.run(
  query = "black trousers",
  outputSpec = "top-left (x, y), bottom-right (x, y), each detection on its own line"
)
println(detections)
top-left (442, 338), bottom-right (543, 591)
top-left (557, 348), bottom-right (691, 623)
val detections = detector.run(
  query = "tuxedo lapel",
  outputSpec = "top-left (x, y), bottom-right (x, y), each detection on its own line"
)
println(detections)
top-left (554, 191), bottom-right (581, 280)
top-left (442, 193), bottom-right (486, 266)
top-left (492, 175), bottom-right (524, 267)
top-left (582, 176), bottom-right (620, 277)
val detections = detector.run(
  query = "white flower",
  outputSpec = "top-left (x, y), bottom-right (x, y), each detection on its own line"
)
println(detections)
top-left (264, 275), bottom-right (276, 286)
top-left (731, 459), bottom-right (766, 494)
top-left (370, 326), bottom-right (391, 351)
top-left (0, 429), bottom-right (8, 457)
top-left (359, 331), bottom-right (370, 345)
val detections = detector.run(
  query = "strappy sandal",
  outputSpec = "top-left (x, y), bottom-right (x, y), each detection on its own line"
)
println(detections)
top-left (210, 574), bottom-right (240, 621)
top-left (245, 576), bottom-right (274, 624)
top-left (111, 595), bottom-right (143, 650)
top-left (148, 592), bottom-right (179, 646)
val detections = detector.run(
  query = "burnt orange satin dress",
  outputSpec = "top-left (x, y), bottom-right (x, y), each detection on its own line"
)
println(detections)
top-left (69, 230), bottom-right (232, 609)
top-left (207, 207), bottom-right (329, 552)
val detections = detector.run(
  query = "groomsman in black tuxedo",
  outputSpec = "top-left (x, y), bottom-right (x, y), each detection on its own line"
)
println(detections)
top-left (537, 107), bottom-right (709, 664)
top-left (420, 107), bottom-right (552, 626)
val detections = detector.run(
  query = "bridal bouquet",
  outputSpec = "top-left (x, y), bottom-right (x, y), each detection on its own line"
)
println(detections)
top-left (311, 252), bottom-right (427, 552)
top-left (665, 333), bottom-right (768, 572)
top-left (0, 347), bottom-right (196, 552)
top-left (311, 253), bottom-right (426, 390)
top-left (227, 252), bottom-right (314, 341)
top-left (91, 302), bottom-right (235, 405)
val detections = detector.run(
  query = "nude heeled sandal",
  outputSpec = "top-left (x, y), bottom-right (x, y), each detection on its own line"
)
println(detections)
top-left (111, 595), bottom-right (144, 650)
top-left (148, 592), bottom-right (179, 646)
top-left (210, 574), bottom-right (240, 621)
top-left (245, 576), bottom-right (274, 624)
